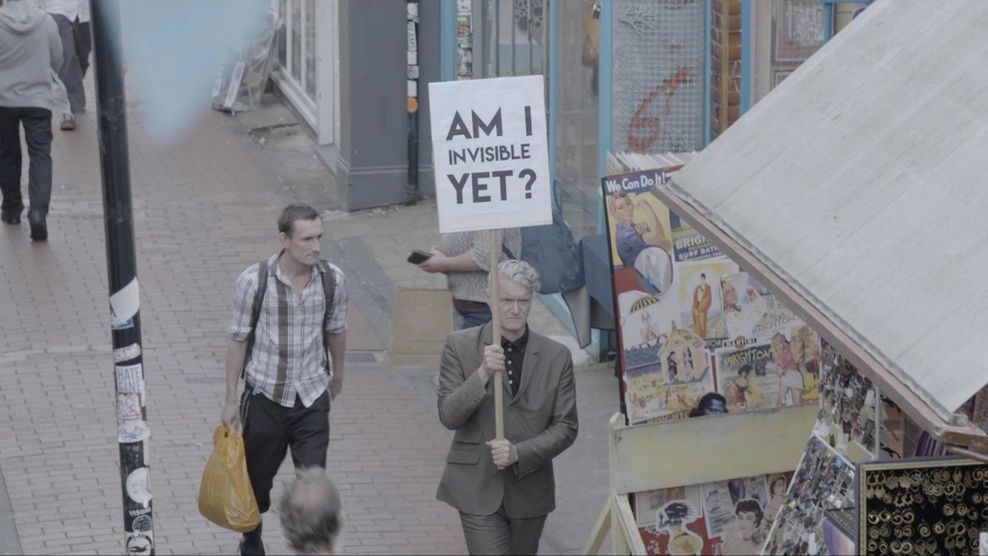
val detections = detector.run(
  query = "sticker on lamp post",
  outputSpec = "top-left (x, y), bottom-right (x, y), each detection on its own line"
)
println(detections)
top-left (429, 75), bottom-right (552, 233)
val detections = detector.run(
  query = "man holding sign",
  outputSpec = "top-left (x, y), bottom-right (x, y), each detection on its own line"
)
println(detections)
top-left (421, 73), bottom-right (546, 332)
top-left (436, 260), bottom-right (578, 555)
top-left (429, 75), bottom-right (570, 554)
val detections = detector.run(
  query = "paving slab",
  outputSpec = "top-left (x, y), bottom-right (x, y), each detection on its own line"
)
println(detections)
top-left (0, 68), bottom-right (615, 554)
top-left (0, 86), bottom-right (463, 554)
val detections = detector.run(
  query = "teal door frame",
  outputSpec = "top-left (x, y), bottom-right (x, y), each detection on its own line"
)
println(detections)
top-left (440, 0), bottom-right (455, 81)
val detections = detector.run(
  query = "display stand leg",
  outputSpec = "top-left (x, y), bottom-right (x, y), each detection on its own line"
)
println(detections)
top-left (581, 501), bottom-right (612, 555)
top-left (613, 494), bottom-right (647, 554)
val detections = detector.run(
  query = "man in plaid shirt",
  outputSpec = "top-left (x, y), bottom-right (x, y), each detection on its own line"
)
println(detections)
top-left (220, 204), bottom-right (348, 556)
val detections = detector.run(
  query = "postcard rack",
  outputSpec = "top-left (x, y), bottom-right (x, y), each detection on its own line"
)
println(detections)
top-left (582, 405), bottom-right (816, 555)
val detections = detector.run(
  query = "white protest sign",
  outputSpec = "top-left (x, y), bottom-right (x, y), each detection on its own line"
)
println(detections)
top-left (429, 75), bottom-right (552, 233)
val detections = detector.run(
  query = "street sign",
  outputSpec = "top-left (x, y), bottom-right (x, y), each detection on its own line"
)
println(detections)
top-left (429, 75), bottom-right (552, 234)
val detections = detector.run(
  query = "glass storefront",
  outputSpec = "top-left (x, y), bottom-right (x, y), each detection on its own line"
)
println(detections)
top-left (611, 0), bottom-right (706, 155)
top-left (467, 0), bottom-right (600, 241)
top-left (554, 0), bottom-right (600, 240)
top-left (472, 0), bottom-right (546, 78)
top-left (275, 0), bottom-right (318, 125)
top-left (751, 1), bottom-right (871, 105)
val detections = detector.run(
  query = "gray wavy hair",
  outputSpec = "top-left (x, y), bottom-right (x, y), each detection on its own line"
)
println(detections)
top-left (279, 467), bottom-right (342, 554)
top-left (497, 259), bottom-right (540, 293)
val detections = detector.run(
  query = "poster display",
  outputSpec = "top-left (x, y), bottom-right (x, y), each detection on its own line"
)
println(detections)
top-left (760, 344), bottom-right (893, 555)
top-left (856, 458), bottom-right (988, 556)
top-left (878, 394), bottom-right (907, 461)
top-left (602, 163), bottom-right (988, 556)
top-left (814, 340), bottom-right (879, 457)
top-left (972, 386), bottom-right (988, 432)
top-left (603, 168), bottom-right (821, 425)
top-left (757, 335), bottom-right (988, 556)
top-left (634, 472), bottom-right (792, 556)
top-left (763, 436), bottom-right (855, 555)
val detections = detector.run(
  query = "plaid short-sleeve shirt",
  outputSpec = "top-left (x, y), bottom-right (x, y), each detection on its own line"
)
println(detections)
top-left (228, 253), bottom-right (348, 408)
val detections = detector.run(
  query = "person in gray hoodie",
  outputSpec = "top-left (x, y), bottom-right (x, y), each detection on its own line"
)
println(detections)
top-left (0, 0), bottom-right (70, 241)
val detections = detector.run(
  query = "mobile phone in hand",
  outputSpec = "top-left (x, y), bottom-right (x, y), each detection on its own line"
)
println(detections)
top-left (407, 249), bottom-right (433, 265)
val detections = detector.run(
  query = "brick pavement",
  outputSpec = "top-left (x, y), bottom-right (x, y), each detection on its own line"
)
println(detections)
top-left (0, 102), bottom-right (465, 553)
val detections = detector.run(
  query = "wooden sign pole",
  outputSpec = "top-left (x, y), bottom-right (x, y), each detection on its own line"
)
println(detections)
top-left (489, 229), bottom-right (504, 440)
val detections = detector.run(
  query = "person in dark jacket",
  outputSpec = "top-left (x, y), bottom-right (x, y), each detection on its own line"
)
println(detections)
top-left (436, 260), bottom-right (578, 555)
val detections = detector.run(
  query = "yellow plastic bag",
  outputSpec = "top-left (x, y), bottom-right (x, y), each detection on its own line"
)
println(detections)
top-left (198, 426), bottom-right (261, 532)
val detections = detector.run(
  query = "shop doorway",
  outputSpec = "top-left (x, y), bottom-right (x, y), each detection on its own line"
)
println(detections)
top-left (274, 0), bottom-right (339, 147)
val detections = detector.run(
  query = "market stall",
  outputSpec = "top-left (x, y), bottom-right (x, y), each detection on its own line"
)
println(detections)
top-left (584, 155), bottom-right (823, 556)
top-left (584, 1), bottom-right (988, 554)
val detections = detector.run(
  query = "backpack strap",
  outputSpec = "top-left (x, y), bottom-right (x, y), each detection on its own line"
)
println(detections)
top-left (241, 259), bottom-right (269, 379)
top-left (318, 260), bottom-right (337, 373)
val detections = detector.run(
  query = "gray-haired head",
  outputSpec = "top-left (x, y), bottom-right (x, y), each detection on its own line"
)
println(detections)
top-left (279, 467), bottom-right (342, 555)
top-left (497, 259), bottom-right (540, 293)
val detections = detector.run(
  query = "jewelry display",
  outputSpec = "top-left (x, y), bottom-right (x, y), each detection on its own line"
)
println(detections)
top-left (857, 459), bottom-right (988, 556)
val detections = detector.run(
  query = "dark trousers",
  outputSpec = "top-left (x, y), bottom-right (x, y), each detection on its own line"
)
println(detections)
top-left (240, 386), bottom-right (330, 513)
top-left (459, 506), bottom-right (547, 556)
top-left (0, 107), bottom-right (53, 216)
top-left (52, 14), bottom-right (92, 114)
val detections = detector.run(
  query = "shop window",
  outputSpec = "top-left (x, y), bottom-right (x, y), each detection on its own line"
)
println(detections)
top-left (832, 2), bottom-right (872, 33)
top-left (277, 0), bottom-right (287, 69)
top-left (290, 0), bottom-right (302, 84)
top-left (274, 0), bottom-right (318, 124)
top-left (611, 0), bottom-right (707, 155)
top-left (555, 0), bottom-right (600, 240)
top-left (751, 1), bottom-right (870, 106)
top-left (459, 1), bottom-right (600, 240)
top-left (771, 0), bottom-right (825, 73)
top-left (305, 0), bottom-right (316, 100)
top-left (473, 0), bottom-right (546, 78)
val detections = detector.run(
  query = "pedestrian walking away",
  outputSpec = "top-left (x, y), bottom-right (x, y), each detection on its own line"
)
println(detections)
top-left (436, 259), bottom-right (579, 555)
top-left (279, 467), bottom-right (343, 555)
top-left (220, 204), bottom-right (349, 556)
top-left (46, 0), bottom-right (91, 130)
top-left (0, 0), bottom-right (70, 241)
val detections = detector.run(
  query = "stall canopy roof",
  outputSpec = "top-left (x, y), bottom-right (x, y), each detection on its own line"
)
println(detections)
top-left (667, 0), bottom-right (988, 423)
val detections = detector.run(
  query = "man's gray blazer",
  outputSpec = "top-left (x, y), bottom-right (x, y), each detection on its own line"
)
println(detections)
top-left (436, 323), bottom-right (579, 518)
